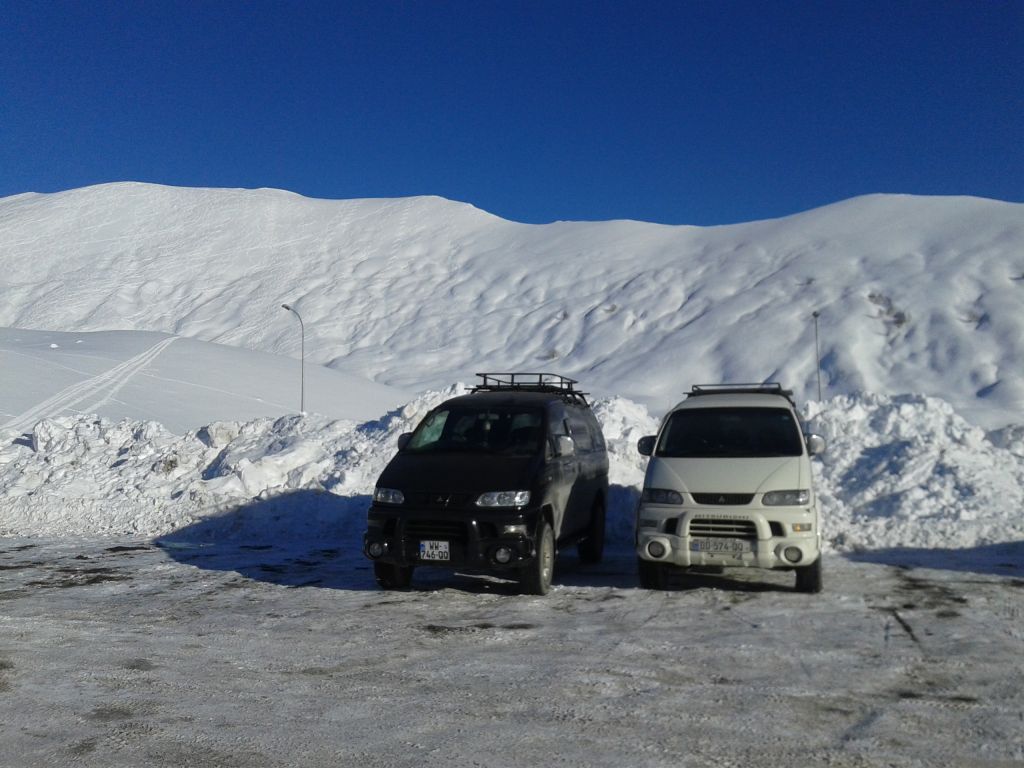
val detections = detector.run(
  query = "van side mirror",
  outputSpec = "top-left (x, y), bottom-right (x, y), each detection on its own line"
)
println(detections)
top-left (805, 433), bottom-right (826, 456)
top-left (637, 435), bottom-right (656, 456)
top-left (397, 432), bottom-right (413, 451)
top-left (555, 435), bottom-right (576, 457)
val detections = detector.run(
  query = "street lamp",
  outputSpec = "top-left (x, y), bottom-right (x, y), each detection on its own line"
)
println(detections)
top-left (812, 310), bottom-right (822, 402)
top-left (281, 303), bottom-right (305, 414)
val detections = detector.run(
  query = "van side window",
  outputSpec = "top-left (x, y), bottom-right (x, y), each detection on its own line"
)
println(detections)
top-left (566, 411), bottom-right (594, 453)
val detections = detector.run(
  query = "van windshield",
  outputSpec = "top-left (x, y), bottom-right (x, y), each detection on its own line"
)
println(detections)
top-left (657, 407), bottom-right (803, 458)
top-left (406, 407), bottom-right (545, 456)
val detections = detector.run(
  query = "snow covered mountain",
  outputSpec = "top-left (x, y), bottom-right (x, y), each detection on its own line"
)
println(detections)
top-left (2, 182), bottom-right (1022, 428)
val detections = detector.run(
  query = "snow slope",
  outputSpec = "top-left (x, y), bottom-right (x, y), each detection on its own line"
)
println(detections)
top-left (0, 327), bottom-right (411, 432)
top-left (2, 183), bottom-right (1022, 428)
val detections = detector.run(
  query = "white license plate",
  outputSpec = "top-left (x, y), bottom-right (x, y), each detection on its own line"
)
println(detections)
top-left (419, 540), bottom-right (450, 561)
top-left (690, 537), bottom-right (751, 554)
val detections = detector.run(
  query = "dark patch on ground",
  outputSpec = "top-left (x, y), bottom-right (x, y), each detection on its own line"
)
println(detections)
top-left (894, 570), bottom-right (968, 610)
top-left (123, 658), bottom-right (157, 671)
top-left (106, 545), bottom-right (153, 553)
top-left (86, 705), bottom-right (134, 722)
top-left (26, 566), bottom-right (131, 589)
top-left (68, 739), bottom-right (98, 756)
top-left (421, 622), bottom-right (536, 635)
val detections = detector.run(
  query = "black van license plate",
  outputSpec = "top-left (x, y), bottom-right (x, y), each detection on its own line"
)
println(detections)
top-left (419, 540), bottom-right (450, 561)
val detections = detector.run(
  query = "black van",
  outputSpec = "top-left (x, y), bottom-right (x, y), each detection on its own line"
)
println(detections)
top-left (364, 373), bottom-right (609, 595)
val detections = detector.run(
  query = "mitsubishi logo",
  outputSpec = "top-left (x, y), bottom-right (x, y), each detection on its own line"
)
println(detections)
top-left (717, 496), bottom-right (726, 504)
top-left (433, 494), bottom-right (450, 507)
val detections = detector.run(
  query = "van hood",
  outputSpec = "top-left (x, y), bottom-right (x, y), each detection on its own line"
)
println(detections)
top-left (646, 457), bottom-right (803, 495)
top-left (377, 453), bottom-right (537, 494)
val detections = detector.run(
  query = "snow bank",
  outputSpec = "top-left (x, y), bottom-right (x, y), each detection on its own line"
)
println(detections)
top-left (2, 389), bottom-right (1023, 555)
top-left (806, 393), bottom-right (1024, 551)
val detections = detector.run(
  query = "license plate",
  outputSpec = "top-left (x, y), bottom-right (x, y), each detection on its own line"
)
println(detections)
top-left (419, 540), bottom-right (450, 561)
top-left (690, 537), bottom-right (751, 554)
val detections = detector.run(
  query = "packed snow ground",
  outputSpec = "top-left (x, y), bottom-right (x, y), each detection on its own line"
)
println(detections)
top-left (2, 539), bottom-right (1022, 768)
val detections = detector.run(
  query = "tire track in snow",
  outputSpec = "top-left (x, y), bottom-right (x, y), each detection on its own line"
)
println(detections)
top-left (3, 336), bottom-right (177, 433)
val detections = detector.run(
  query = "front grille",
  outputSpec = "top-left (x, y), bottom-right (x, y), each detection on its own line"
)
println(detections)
top-left (407, 491), bottom-right (473, 509)
top-left (689, 517), bottom-right (757, 538)
top-left (692, 493), bottom-right (754, 506)
top-left (404, 519), bottom-right (468, 541)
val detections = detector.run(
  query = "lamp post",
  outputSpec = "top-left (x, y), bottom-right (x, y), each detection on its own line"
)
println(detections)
top-left (281, 303), bottom-right (305, 414)
top-left (812, 310), bottom-right (822, 402)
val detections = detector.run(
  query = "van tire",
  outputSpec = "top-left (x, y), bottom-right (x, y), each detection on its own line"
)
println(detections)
top-left (374, 562), bottom-right (414, 589)
top-left (577, 498), bottom-right (605, 564)
top-left (521, 520), bottom-right (555, 595)
top-left (638, 558), bottom-right (669, 590)
top-left (795, 557), bottom-right (822, 593)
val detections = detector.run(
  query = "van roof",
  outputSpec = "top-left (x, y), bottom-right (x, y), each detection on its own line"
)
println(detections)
top-left (438, 390), bottom-right (583, 409)
top-left (670, 392), bottom-right (798, 412)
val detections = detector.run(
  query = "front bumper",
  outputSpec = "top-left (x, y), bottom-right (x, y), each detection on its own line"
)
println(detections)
top-left (364, 504), bottom-right (540, 571)
top-left (635, 504), bottom-right (821, 570)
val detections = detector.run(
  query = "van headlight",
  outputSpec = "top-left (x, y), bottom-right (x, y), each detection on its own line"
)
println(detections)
top-left (476, 490), bottom-right (531, 508)
top-left (641, 488), bottom-right (684, 505)
top-left (373, 487), bottom-right (405, 505)
top-left (762, 489), bottom-right (810, 506)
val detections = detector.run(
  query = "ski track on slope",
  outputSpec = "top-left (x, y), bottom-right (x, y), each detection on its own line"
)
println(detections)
top-left (2, 336), bottom-right (177, 433)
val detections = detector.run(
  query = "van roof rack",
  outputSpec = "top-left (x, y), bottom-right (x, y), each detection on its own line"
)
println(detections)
top-left (472, 373), bottom-right (589, 404)
top-left (687, 383), bottom-right (795, 403)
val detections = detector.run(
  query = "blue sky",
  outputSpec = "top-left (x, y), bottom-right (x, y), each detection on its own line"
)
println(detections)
top-left (1, 1), bottom-right (1021, 225)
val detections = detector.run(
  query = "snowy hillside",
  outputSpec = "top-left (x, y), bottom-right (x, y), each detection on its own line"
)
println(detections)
top-left (2, 183), bottom-right (1022, 428)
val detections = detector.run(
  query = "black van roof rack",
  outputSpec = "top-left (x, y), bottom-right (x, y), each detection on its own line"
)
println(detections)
top-left (472, 373), bottom-right (589, 404)
top-left (687, 383), bottom-right (795, 403)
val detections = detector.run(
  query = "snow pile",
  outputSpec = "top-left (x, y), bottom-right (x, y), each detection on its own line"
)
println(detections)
top-left (2, 388), bottom-right (1022, 554)
top-left (807, 393), bottom-right (1024, 551)
top-left (0, 387), bottom-right (462, 539)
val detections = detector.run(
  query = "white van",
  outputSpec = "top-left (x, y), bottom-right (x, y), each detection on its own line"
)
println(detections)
top-left (635, 384), bottom-right (826, 593)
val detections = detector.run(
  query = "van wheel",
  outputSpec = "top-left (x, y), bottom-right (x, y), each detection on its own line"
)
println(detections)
top-left (374, 562), bottom-right (414, 589)
top-left (795, 557), bottom-right (822, 593)
top-left (521, 520), bottom-right (555, 595)
top-left (637, 558), bottom-right (669, 590)
top-left (577, 499), bottom-right (605, 564)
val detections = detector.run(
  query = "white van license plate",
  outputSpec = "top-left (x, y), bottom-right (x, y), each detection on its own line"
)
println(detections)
top-left (690, 537), bottom-right (751, 554)
top-left (419, 540), bottom-right (450, 561)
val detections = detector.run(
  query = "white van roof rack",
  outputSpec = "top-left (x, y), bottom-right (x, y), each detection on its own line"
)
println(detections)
top-left (688, 383), bottom-right (795, 403)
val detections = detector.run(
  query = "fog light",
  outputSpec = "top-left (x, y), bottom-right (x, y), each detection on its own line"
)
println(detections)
top-left (494, 546), bottom-right (514, 564)
top-left (647, 541), bottom-right (667, 558)
top-left (367, 541), bottom-right (385, 558)
top-left (783, 546), bottom-right (802, 563)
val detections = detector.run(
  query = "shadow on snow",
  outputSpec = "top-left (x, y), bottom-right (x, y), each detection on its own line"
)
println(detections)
top-left (153, 488), bottom-right (646, 593)
top-left (843, 540), bottom-right (1024, 577)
